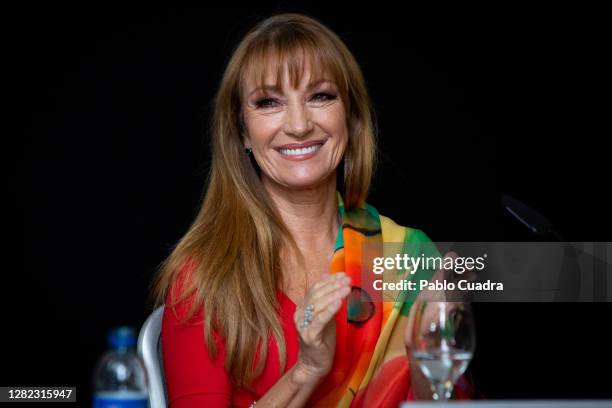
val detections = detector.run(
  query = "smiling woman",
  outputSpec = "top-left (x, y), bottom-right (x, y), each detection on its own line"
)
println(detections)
top-left (235, 20), bottom-right (374, 199)
top-left (242, 69), bottom-right (348, 190)
top-left (150, 12), bottom-right (474, 408)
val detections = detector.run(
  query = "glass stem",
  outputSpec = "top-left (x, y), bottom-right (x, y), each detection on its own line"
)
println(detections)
top-left (432, 381), bottom-right (448, 402)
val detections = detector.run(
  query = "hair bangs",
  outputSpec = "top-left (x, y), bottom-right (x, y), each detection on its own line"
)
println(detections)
top-left (239, 33), bottom-right (349, 103)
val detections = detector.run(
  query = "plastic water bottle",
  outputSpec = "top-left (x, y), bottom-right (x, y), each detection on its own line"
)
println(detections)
top-left (92, 326), bottom-right (149, 408)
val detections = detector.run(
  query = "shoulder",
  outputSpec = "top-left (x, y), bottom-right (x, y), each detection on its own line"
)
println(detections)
top-left (165, 258), bottom-right (203, 324)
top-left (379, 214), bottom-right (433, 244)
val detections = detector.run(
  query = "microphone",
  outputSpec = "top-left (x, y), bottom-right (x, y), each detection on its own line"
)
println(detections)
top-left (501, 194), bottom-right (582, 301)
top-left (501, 195), bottom-right (559, 239)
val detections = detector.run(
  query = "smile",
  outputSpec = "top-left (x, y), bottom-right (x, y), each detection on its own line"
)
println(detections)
top-left (274, 140), bottom-right (326, 161)
top-left (279, 144), bottom-right (323, 156)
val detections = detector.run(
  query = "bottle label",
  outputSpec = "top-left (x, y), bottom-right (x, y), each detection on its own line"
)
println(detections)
top-left (93, 391), bottom-right (148, 408)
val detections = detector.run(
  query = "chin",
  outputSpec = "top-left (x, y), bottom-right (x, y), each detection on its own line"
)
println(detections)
top-left (281, 174), bottom-right (330, 190)
top-left (284, 179), bottom-right (324, 190)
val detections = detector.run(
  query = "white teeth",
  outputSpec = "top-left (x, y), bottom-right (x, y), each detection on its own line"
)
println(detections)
top-left (279, 144), bottom-right (322, 156)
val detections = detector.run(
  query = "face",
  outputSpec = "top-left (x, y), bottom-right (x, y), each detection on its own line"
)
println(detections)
top-left (241, 63), bottom-right (348, 191)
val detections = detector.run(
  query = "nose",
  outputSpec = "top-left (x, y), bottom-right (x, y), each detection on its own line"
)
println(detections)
top-left (282, 102), bottom-right (314, 138)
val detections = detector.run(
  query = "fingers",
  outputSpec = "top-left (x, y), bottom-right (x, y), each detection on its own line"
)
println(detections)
top-left (294, 297), bottom-right (342, 335)
top-left (309, 272), bottom-right (350, 295)
top-left (294, 272), bottom-right (351, 334)
top-left (308, 282), bottom-right (350, 329)
top-left (309, 272), bottom-right (351, 304)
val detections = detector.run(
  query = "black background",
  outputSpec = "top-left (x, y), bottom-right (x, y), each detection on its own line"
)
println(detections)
top-left (8, 2), bottom-right (611, 403)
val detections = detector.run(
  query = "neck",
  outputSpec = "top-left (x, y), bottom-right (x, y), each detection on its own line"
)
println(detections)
top-left (263, 175), bottom-right (340, 253)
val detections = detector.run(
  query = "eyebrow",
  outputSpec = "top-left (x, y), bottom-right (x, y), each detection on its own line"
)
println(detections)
top-left (246, 79), bottom-right (335, 98)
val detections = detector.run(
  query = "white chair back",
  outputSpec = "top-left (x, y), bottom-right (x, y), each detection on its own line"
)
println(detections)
top-left (137, 306), bottom-right (167, 408)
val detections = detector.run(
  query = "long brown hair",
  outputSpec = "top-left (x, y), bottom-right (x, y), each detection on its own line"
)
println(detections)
top-left (150, 12), bottom-right (377, 389)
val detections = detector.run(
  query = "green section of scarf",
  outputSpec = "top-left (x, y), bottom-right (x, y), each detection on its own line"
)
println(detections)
top-left (336, 191), bottom-right (439, 319)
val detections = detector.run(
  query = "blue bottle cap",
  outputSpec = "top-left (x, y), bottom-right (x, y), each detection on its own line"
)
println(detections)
top-left (107, 326), bottom-right (137, 348)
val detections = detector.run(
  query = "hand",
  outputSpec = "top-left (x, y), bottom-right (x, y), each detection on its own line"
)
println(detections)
top-left (292, 272), bottom-right (351, 386)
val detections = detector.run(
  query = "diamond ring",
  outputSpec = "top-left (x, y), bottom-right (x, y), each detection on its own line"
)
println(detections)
top-left (300, 303), bottom-right (315, 329)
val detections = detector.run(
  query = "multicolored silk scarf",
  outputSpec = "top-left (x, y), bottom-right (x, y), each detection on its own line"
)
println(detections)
top-left (308, 193), bottom-right (467, 407)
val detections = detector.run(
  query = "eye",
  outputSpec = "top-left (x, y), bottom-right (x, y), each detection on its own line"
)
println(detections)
top-left (254, 97), bottom-right (279, 109)
top-left (311, 92), bottom-right (337, 102)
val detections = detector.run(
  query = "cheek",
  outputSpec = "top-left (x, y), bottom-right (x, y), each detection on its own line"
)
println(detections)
top-left (245, 115), bottom-right (282, 145)
top-left (319, 107), bottom-right (348, 144)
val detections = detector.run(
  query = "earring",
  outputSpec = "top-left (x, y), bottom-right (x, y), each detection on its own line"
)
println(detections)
top-left (245, 147), bottom-right (252, 155)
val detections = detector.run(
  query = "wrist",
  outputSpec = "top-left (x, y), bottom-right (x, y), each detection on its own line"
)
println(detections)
top-left (290, 361), bottom-right (327, 388)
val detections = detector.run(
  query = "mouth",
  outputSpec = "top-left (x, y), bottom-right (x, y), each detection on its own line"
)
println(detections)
top-left (275, 140), bottom-right (326, 158)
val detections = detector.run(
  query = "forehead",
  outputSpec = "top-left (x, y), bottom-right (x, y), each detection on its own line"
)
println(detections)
top-left (243, 66), bottom-right (324, 90)
top-left (239, 47), bottom-right (338, 95)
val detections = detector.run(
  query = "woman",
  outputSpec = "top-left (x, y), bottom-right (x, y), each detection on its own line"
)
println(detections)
top-left (151, 13), bottom-right (474, 407)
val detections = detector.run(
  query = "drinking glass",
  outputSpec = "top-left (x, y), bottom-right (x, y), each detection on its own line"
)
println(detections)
top-left (409, 301), bottom-right (476, 401)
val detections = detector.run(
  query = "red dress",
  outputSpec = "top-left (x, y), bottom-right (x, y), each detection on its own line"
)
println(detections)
top-left (162, 277), bottom-right (473, 407)
top-left (162, 278), bottom-right (300, 407)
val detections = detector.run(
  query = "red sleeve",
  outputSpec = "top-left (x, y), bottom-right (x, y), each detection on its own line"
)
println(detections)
top-left (161, 266), bottom-right (232, 407)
